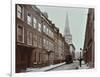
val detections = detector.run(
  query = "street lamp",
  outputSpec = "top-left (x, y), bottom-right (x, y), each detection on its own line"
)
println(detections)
top-left (79, 48), bottom-right (83, 67)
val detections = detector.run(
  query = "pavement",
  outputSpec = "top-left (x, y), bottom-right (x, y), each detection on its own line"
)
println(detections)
top-left (74, 60), bottom-right (89, 69)
top-left (25, 61), bottom-right (89, 72)
top-left (26, 62), bottom-right (66, 72)
top-left (78, 64), bottom-right (89, 69)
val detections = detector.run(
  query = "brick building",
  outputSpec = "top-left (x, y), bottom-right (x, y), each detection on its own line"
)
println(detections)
top-left (83, 8), bottom-right (94, 68)
top-left (16, 4), bottom-right (70, 73)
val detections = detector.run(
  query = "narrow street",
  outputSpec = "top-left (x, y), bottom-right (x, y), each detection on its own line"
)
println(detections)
top-left (25, 60), bottom-right (89, 72)
top-left (47, 60), bottom-right (82, 71)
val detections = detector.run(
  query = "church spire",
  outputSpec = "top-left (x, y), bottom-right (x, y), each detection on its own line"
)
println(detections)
top-left (64, 12), bottom-right (70, 36)
top-left (64, 12), bottom-right (72, 44)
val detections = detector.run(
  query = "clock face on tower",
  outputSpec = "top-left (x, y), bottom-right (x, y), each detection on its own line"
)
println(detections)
top-left (65, 35), bottom-right (72, 44)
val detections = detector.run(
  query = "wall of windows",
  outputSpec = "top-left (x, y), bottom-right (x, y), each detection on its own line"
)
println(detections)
top-left (27, 14), bottom-right (42, 33)
top-left (43, 25), bottom-right (54, 38)
top-left (43, 37), bottom-right (54, 51)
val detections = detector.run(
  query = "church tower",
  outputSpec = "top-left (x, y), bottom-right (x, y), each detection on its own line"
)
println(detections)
top-left (64, 13), bottom-right (72, 44)
top-left (64, 13), bottom-right (75, 60)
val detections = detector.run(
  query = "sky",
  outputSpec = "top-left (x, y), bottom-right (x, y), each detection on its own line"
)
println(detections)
top-left (37, 5), bottom-right (88, 52)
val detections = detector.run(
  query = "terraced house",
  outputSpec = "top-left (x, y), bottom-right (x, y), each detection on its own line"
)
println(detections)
top-left (16, 4), bottom-right (70, 73)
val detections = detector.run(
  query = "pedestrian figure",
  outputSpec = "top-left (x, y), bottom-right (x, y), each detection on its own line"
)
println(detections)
top-left (78, 58), bottom-right (82, 67)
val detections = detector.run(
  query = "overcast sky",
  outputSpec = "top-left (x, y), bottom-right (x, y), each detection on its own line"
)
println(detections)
top-left (37, 5), bottom-right (88, 52)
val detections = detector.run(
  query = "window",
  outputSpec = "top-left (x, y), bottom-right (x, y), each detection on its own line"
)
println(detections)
top-left (27, 31), bottom-right (32, 45)
top-left (46, 28), bottom-right (49, 35)
top-left (50, 31), bottom-right (53, 38)
top-left (38, 23), bottom-right (41, 32)
top-left (33, 17), bottom-right (37, 28)
top-left (33, 33), bottom-right (37, 40)
top-left (49, 30), bottom-right (53, 38)
top-left (38, 37), bottom-right (42, 48)
top-left (27, 13), bottom-right (32, 26)
top-left (48, 29), bottom-right (50, 34)
top-left (43, 38), bottom-right (46, 48)
top-left (48, 41), bottom-right (51, 50)
top-left (34, 41), bottom-right (37, 47)
top-left (51, 43), bottom-right (54, 51)
top-left (17, 26), bottom-right (24, 43)
top-left (58, 40), bottom-right (62, 51)
top-left (43, 25), bottom-right (46, 32)
top-left (17, 5), bottom-right (23, 19)
top-left (46, 40), bottom-right (49, 49)
top-left (33, 34), bottom-right (37, 47)
top-left (43, 25), bottom-right (54, 38)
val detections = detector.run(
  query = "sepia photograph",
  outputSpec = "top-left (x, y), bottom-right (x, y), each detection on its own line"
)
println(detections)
top-left (15, 4), bottom-right (94, 73)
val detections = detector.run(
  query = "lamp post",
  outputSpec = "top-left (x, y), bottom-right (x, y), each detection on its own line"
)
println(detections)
top-left (79, 48), bottom-right (82, 67)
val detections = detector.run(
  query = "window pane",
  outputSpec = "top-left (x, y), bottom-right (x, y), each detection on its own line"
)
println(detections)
top-left (17, 5), bottom-right (22, 12)
top-left (38, 37), bottom-right (42, 48)
top-left (17, 26), bottom-right (23, 42)
top-left (17, 5), bottom-right (22, 19)
top-left (33, 18), bottom-right (37, 28)
top-left (38, 23), bottom-right (41, 32)
top-left (27, 31), bottom-right (32, 45)
top-left (43, 38), bottom-right (46, 48)
top-left (43, 25), bottom-right (46, 32)
top-left (27, 13), bottom-right (32, 25)
top-left (33, 34), bottom-right (37, 47)
top-left (17, 12), bottom-right (21, 18)
top-left (29, 32), bottom-right (32, 45)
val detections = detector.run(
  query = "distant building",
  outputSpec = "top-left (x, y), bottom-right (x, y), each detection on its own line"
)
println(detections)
top-left (64, 13), bottom-right (75, 61)
top-left (83, 8), bottom-right (94, 68)
top-left (69, 44), bottom-right (75, 60)
top-left (16, 4), bottom-right (70, 73)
